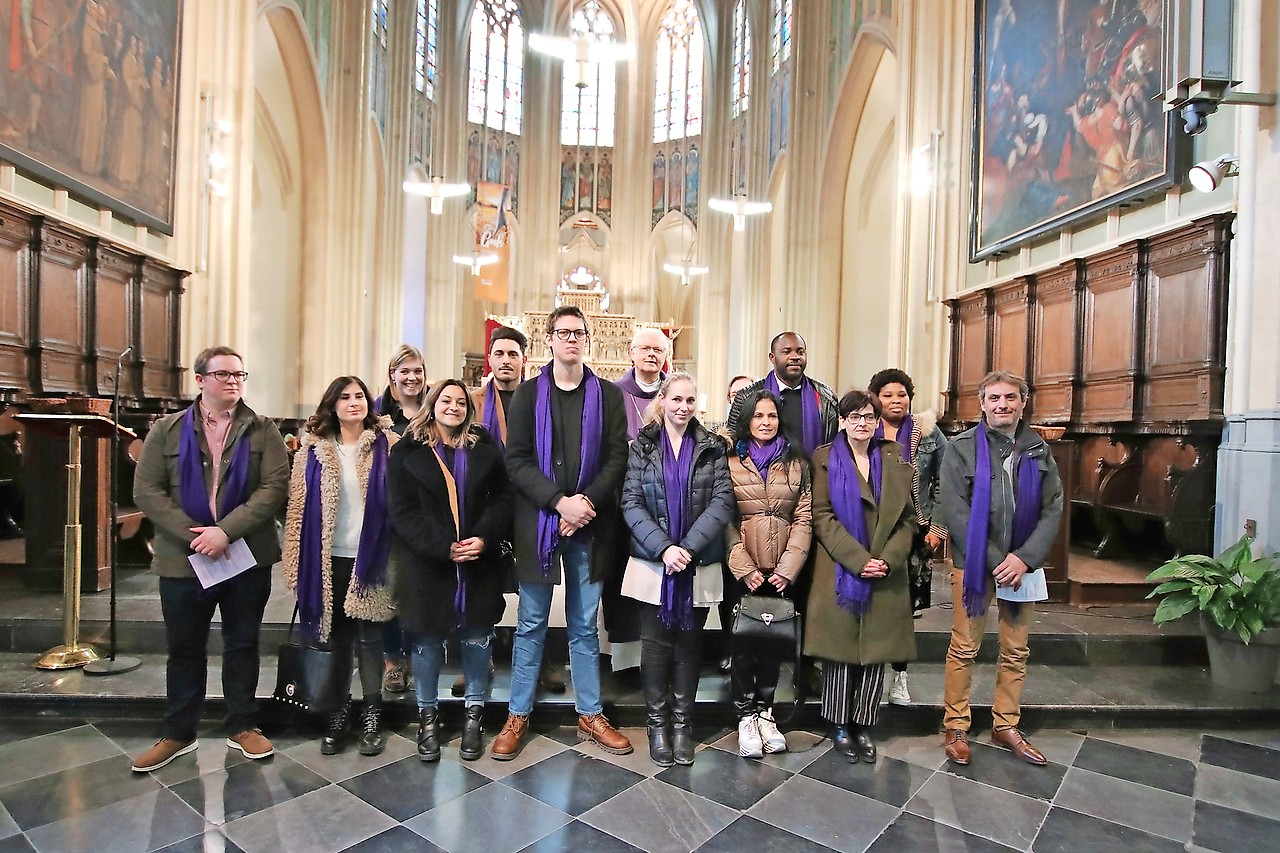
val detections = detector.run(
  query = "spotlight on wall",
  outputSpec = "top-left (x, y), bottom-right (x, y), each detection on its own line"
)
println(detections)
top-left (1188, 154), bottom-right (1239, 192)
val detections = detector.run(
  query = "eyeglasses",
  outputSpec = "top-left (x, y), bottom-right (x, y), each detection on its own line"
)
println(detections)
top-left (633, 345), bottom-right (665, 355)
top-left (844, 412), bottom-right (878, 423)
top-left (202, 370), bottom-right (249, 383)
top-left (551, 328), bottom-right (589, 342)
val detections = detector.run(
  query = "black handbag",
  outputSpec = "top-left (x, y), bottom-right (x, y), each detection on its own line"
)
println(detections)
top-left (272, 605), bottom-right (340, 715)
top-left (731, 590), bottom-right (807, 722)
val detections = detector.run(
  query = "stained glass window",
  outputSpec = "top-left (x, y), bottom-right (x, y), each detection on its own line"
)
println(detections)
top-left (653, 0), bottom-right (704, 144)
top-left (731, 0), bottom-right (751, 117)
top-left (468, 0), bottom-right (525, 135)
top-left (370, 0), bottom-right (389, 127)
top-left (414, 0), bottom-right (440, 98)
top-left (770, 0), bottom-right (792, 76)
top-left (561, 2), bottom-right (618, 147)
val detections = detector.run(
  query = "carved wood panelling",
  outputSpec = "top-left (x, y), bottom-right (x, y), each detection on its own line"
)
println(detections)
top-left (954, 290), bottom-right (990, 421)
top-left (138, 259), bottom-right (183, 401)
top-left (0, 208), bottom-right (32, 392)
top-left (94, 244), bottom-right (134, 397)
top-left (1080, 242), bottom-right (1141, 423)
top-left (35, 222), bottom-right (91, 394)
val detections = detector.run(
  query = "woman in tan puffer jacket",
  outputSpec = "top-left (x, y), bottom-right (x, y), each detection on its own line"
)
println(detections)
top-left (724, 389), bottom-right (813, 758)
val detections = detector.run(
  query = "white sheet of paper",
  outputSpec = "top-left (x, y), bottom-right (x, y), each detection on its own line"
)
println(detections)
top-left (995, 567), bottom-right (1049, 603)
top-left (188, 538), bottom-right (256, 589)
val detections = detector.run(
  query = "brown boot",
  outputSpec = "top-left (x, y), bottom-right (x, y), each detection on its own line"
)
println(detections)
top-left (944, 729), bottom-right (971, 765)
top-left (491, 713), bottom-right (529, 761)
top-left (577, 713), bottom-right (633, 755)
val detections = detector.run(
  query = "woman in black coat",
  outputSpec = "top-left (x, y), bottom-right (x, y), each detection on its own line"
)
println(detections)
top-left (387, 379), bottom-right (512, 763)
top-left (620, 372), bottom-right (736, 767)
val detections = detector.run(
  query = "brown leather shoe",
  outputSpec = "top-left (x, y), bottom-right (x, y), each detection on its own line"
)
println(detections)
top-left (491, 713), bottom-right (529, 761)
top-left (577, 714), bottom-right (633, 755)
top-left (944, 729), bottom-right (971, 765)
top-left (226, 729), bottom-right (274, 760)
top-left (991, 728), bottom-right (1047, 766)
top-left (132, 738), bottom-right (197, 772)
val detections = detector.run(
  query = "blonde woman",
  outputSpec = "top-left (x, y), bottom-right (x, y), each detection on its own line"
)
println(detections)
top-left (387, 380), bottom-right (512, 762)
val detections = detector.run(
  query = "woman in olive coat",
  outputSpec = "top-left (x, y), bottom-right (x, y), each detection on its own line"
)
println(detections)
top-left (806, 389), bottom-right (917, 764)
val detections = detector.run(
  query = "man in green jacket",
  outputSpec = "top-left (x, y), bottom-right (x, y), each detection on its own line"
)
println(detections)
top-left (130, 346), bottom-right (289, 773)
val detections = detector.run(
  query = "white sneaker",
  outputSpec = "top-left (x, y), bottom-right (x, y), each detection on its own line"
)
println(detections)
top-left (756, 709), bottom-right (788, 754)
top-left (737, 715), bottom-right (763, 758)
top-left (888, 671), bottom-right (912, 706)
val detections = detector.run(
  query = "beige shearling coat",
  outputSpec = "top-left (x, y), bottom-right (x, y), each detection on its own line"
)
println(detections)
top-left (281, 418), bottom-right (398, 641)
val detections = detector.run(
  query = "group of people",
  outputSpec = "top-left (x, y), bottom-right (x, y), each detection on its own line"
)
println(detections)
top-left (128, 312), bottom-right (1063, 776)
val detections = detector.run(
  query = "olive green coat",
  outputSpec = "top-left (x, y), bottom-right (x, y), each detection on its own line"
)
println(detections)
top-left (804, 439), bottom-right (918, 666)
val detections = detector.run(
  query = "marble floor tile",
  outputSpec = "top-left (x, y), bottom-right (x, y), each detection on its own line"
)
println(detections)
top-left (338, 755), bottom-right (490, 822)
top-left (499, 749), bottom-right (644, 816)
top-left (654, 746), bottom-right (794, 811)
top-left (0, 836), bottom-right (36, 853)
top-left (1072, 737), bottom-right (1197, 796)
top-left (461, 735), bottom-right (570, 781)
top-left (23, 788), bottom-right (205, 853)
top-left (579, 778), bottom-right (737, 853)
top-left (0, 802), bottom-right (17, 840)
top-left (0, 724), bottom-right (124, 787)
top-left (283, 732), bottom-right (418, 783)
top-left (800, 752), bottom-right (933, 807)
top-left (907, 772), bottom-right (1050, 850)
top-left (152, 830), bottom-right (247, 853)
top-left (0, 754), bottom-right (161, 832)
top-left (571, 731), bottom-right (665, 778)
top-left (697, 814), bottom-right (840, 852)
top-left (865, 811), bottom-right (1019, 852)
top-left (0, 717), bottom-right (86, 748)
top-left (1032, 807), bottom-right (1186, 853)
top-left (944, 742), bottom-right (1068, 802)
top-left (221, 785), bottom-right (396, 853)
top-left (1194, 762), bottom-right (1280, 823)
top-left (748, 773), bottom-right (898, 851)
top-left (168, 754), bottom-right (330, 826)
top-left (338, 826), bottom-right (448, 852)
top-left (1190, 800), bottom-right (1280, 853)
top-left (405, 783), bottom-right (570, 853)
top-left (515, 819), bottom-right (645, 853)
top-left (1053, 767), bottom-right (1194, 842)
top-left (1085, 728), bottom-right (1204, 764)
top-left (1199, 734), bottom-right (1280, 780)
top-left (1016, 728), bottom-right (1087, 766)
top-left (876, 732), bottom-right (949, 771)
top-left (706, 726), bottom-right (830, 774)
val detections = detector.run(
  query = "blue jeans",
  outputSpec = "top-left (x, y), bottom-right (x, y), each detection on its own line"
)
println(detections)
top-left (509, 537), bottom-right (603, 717)
top-left (410, 627), bottom-right (492, 709)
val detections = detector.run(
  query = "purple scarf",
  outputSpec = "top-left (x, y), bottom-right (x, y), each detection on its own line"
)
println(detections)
top-left (828, 434), bottom-right (883, 616)
top-left (296, 433), bottom-right (392, 639)
top-left (178, 403), bottom-right (251, 526)
top-left (874, 413), bottom-right (916, 465)
top-left (659, 427), bottom-right (697, 629)
top-left (483, 379), bottom-right (509, 451)
top-left (534, 362), bottom-right (604, 576)
top-left (435, 444), bottom-right (470, 627)
top-left (746, 435), bottom-right (786, 476)
top-left (963, 422), bottom-right (1045, 617)
top-left (764, 371), bottom-right (824, 454)
top-left (616, 368), bottom-right (663, 438)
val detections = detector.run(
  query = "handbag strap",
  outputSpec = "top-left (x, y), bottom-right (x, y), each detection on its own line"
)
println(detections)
top-left (431, 446), bottom-right (462, 538)
top-left (286, 602), bottom-right (299, 643)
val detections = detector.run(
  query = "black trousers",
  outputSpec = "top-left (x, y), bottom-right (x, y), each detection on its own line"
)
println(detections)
top-left (640, 603), bottom-right (708, 724)
top-left (728, 584), bottom-right (786, 718)
top-left (328, 557), bottom-right (384, 704)
top-left (159, 566), bottom-right (271, 742)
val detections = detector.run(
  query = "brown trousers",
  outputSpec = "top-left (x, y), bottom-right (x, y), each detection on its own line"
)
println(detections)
top-left (942, 567), bottom-right (1033, 732)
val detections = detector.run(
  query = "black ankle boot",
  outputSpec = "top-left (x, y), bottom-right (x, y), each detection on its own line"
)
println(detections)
top-left (832, 725), bottom-right (858, 762)
top-left (648, 725), bottom-right (674, 768)
top-left (417, 708), bottom-right (440, 762)
top-left (852, 725), bottom-right (876, 764)
top-left (358, 700), bottom-right (386, 756)
top-left (460, 705), bottom-right (484, 761)
top-left (321, 700), bottom-right (352, 755)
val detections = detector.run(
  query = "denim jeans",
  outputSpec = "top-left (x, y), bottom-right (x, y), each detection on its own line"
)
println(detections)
top-left (159, 567), bottom-right (271, 741)
top-left (509, 537), bottom-right (602, 717)
top-left (410, 627), bottom-right (492, 709)
top-left (381, 617), bottom-right (409, 659)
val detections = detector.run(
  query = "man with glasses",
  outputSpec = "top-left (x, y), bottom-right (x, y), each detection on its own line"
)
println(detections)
top-left (494, 307), bottom-right (632, 759)
top-left (130, 346), bottom-right (289, 772)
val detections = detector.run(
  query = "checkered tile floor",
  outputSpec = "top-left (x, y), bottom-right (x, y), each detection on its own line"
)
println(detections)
top-left (1, 716), bottom-right (1279, 852)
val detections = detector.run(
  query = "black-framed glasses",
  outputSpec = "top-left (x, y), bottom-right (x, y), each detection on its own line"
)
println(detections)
top-left (202, 370), bottom-right (249, 383)
top-left (551, 328), bottom-right (589, 342)
top-left (844, 412), bottom-right (877, 423)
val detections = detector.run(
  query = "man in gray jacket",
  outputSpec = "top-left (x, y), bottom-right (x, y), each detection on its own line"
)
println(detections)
top-left (130, 346), bottom-right (289, 773)
top-left (939, 370), bottom-right (1062, 767)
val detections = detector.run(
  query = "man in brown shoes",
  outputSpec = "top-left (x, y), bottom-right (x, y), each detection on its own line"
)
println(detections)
top-left (938, 372), bottom-right (1062, 768)
top-left (130, 347), bottom-right (289, 773)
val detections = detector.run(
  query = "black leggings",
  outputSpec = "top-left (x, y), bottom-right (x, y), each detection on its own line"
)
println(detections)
top-left (329, 557), bottom-right (384, 704)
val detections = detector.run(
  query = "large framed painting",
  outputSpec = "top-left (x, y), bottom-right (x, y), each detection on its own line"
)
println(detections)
top-left (971, 0), bottom-right (1182, 261)
top-left (0, 1), bottom-right (183, 234)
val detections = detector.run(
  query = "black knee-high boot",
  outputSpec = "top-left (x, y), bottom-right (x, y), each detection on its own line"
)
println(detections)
top-left (670, 629), bottom-right (701, 766)
top-left (641, 613), bottom-right (675, 768)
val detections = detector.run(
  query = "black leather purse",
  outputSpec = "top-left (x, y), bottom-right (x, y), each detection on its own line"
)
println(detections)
top-left (272, 605), bottom-right (340, 715)
top-left (731, 593), bottom-right (801, 648)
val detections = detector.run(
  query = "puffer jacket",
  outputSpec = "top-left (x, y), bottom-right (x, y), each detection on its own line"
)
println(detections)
top-left (621, 420), bottom-right (735, 566)
top-left (281, 417), bottom-right (399, 642)
top-left (725, 452), bottom-right (812, 582)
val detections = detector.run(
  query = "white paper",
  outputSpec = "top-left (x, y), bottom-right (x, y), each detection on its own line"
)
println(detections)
top-left (188, 538), bottom-right (257, 588)
top-left (995, 567), bottom-right (1049, 603)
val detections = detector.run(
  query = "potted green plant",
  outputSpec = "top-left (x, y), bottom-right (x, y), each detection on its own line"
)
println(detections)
top-left (1147, 535), bottom-right (1280, 693)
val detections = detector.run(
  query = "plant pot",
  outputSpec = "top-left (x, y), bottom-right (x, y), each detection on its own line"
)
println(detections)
top-left (1201, 615), bottom-right (1280, 693)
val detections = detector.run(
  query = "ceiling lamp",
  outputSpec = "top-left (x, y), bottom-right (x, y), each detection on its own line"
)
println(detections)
top-left (708, 193), bottom-right (773, 232)
top-left (404, 176), bottom-right (472, 215)
top-left (453, 252), bottom-right (499, 276)
top-left (662, 260), bottom-right (709, 287)
top-left (530, 34), bottom-right (635, 88)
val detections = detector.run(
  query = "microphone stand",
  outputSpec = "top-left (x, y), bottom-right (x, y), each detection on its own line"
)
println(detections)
top-left (84, 348), bottom-right (141, 676)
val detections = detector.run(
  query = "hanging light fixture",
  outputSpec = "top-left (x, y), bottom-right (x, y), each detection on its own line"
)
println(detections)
top-left (404, 176), bottom-right (472, 215)
top-left (708, 193), bottom-right (773, 232)
top-left (453, 251), bottom-right (499, 276)
top-left (662, 225), bottom-right (708, 286)
top-left (530, 2), bottom-right (634, 89)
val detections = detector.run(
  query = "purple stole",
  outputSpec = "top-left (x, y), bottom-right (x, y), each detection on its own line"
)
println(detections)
top-left (482, 379), bottom-right (511, 451)
top-left (178, 403), bottom-right (250, 526)
top-left (534, 362), bottom-right (604, 576)
top-left (874, 412), bottom-right (916, 465)
top-left (745, 435), bottom-right (786, 475)
top-left (764, 372), bottom-right (825, 455)
top-left (616, 368), bottom-right (662, 438)
top-left (659, 427), bottom-right (697, 629)
top-left (827, 434), bottom-right (884, 616)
